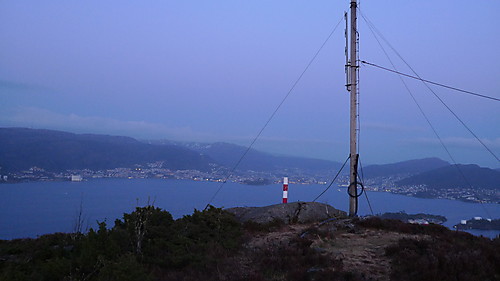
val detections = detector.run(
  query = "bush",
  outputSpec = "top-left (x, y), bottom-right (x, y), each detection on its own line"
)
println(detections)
top-left (0, 205), bottom-right (243, 281)
top-left (97, 253), bottom-right (151, 281)
top-left (165, 206), bottom-right (242, 269)
top-left (356, 217), bottom-right (448, 235)
top-left (385, 232), bottom-right (500, 281)
top-left (243, 218), bottom-right (286, 233)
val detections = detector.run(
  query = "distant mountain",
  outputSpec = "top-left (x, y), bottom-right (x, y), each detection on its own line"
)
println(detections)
top-left (149, 141), bottom-right (342, 173)
top-left (362, 158), bottom-right (450, 178)
top-left (0, 128), bottom-right (215, 172)
top-left (396, 164), bottom-right (500, 189)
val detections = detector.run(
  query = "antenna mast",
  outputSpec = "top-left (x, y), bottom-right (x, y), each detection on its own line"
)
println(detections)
top-left (348, 0), bottom-right (359, 216)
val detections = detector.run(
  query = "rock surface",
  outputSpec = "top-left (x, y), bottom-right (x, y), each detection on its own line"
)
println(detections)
top-left (226, 202), bottom-right (347, 224)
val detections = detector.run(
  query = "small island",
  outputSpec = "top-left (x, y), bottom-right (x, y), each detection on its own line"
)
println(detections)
top-left (377, 211), bottom-right (447, 225)
top-left (454, 217), bottom-right (500, 230)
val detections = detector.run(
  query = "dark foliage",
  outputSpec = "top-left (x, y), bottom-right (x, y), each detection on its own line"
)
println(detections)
top-left (2, 212), bottom-right (499, 281)
top-left (386, 236), bottom-right (500, 281)
top-left (249, 236), bottom-right (364, 281)
top-left (0, 206), bottom-right (241, 281)
top-left (242, 218), bottom-right (286, 233)
top-left (357, 217), bottom-right (500, 281)
top-left (356, 217), bottom-right (449, 236)
top-left (159, 206), bottom-right (242, 269)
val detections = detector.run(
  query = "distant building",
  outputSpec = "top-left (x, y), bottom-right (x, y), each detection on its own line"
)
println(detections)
top-left (71, 175), bottom-right (83, 182)
top-left (408, 219), bottom-right (429, 225)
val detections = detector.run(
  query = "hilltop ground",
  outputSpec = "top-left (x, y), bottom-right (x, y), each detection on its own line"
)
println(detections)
top-left (0, 203), bottom-right (498, 281)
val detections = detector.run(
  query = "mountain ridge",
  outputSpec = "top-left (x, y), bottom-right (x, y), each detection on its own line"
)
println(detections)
top-left (145, 139), bottom-right (343, 173)
top-left (2, 128), bottom-right (498, 192)
top-left (189, 142), bottom-right (342, 173)
top-left (396, 164), bottom-right (500, 190)
top-left (0, 127), bottom-right (215, 172)
top-left (362, 158), bottom-right (450, 178)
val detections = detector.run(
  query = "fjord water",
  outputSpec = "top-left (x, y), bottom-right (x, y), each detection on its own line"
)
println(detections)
top-left (1, 179), bottom-right (498, 240)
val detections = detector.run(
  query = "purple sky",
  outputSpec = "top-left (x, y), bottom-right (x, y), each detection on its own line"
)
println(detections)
top-left (1, 1), bottom-right (499, 168)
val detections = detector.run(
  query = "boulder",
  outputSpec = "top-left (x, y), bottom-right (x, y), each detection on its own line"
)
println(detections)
top-left (226, 202), bottom-right (347, 224)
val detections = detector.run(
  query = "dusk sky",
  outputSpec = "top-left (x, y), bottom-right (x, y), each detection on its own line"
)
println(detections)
top-left (1, 1), bottom-right (499, 168)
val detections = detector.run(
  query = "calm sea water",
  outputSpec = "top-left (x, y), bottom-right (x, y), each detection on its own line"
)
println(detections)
top-left (1, 178), bottom-right (498, 239)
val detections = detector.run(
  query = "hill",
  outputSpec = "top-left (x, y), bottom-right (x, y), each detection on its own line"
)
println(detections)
top-left (362, 158), bottom-right (450, 178)
top-left (396, 164), bottom-right (500, 189)
top-left (178, 142), bottom-right (341, 173)
top-left (0, 128), bottom-right (215, 172)
top-left (0, 205), bottom-right (498, 281)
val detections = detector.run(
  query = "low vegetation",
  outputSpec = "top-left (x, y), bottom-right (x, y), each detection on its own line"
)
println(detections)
top-left (0, 206), bottom-right (241, 281)
top-left (0, 208), bottom-right (498, 281)
top-left (359, 217), bottom-right (500, 281)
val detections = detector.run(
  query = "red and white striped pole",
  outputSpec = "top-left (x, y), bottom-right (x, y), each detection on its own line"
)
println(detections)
top-left (282, 177), bottom-right (288, 203)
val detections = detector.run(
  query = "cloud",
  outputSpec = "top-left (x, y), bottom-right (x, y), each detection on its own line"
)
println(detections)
top-left (223, 134), bottom-right (341, 145)
top-left (403, 136), bottom-right (500, 149)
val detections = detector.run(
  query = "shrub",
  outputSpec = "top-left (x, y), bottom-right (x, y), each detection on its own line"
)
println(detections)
top-left (3, 205), bottom-right (387, 281)
top-left (386, 233), bottom-right (500, 281)
top-left (165, 206), bottom-right (242, 269)
top-left (356, 217), bottom-right (448, 235)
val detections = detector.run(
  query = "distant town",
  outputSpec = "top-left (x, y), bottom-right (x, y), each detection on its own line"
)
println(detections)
top-left (2, 161), bottom-right (498, 204)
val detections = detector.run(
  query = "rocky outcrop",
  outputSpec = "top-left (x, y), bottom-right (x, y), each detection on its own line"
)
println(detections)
top-left (226, 202), bottom-right (347, 224)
